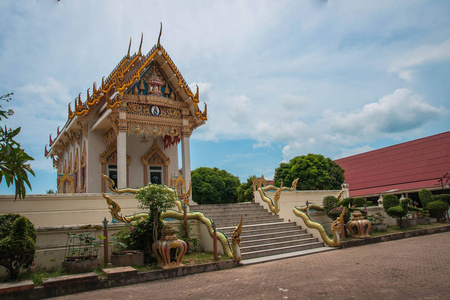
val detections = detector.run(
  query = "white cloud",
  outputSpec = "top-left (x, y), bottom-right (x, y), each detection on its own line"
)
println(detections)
top-left (389, 39), bottom-right (450, 81)
top-left (325, 89), bottom-right (446, 137)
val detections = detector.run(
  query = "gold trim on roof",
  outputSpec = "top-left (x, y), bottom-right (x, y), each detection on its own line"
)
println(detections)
top-left (66, 40), bottom-right (207, 122)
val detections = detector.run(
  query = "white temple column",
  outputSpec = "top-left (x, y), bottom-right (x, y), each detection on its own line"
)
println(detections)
top-left (181, 135), bottom-right (193, 204)
top-left (117, 131), bottom-right (127, 188)
top-left (117, 108), bottom-right (127, 188)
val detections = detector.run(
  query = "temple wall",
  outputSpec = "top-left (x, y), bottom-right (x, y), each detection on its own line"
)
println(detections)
top-left (0, 194), bottom-right (202, 274)
top-left (86, 128), bottom-right (105, 193)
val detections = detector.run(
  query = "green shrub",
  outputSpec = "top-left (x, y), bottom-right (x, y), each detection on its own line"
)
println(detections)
top-left (340, 197), bottom-right (354, 208)
top-left (0, 213), bottom-right (36, 241)
top-left (386, 198), bottom-right (410, 228)
top-left (353, 197), bottom-right (367, 207)
top-left (419, 189), bottom-right (434, 208)
top-left (327, 207), bottom-right (351, 224)
top-left (427, 200), bottom-right (449, 222)
top-left (115, 216), bottom-right (164, 263)
top-left (323, 196), bottom-right (339, 213)
top-left (435, 194), bottom-right (450, 205)
top-left (0, 217), bottom-right (36, 279)
top-left (383, 194), bottom-right (399, 212)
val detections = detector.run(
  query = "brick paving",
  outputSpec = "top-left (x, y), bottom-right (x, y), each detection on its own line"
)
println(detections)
top-left (54, 232), bottom-right (450, 300)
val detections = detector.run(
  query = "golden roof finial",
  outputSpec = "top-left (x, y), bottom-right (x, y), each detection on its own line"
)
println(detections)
top-left (194, 84), bottom-right (199, 100)
top-left (68, 103), bottom-right (73, 119)
top-left (93, 82), bottom-right (97, 95)
top-left (138, 33), bottom-right (143, 56)
top-left (157, 22), bottom-right (163, 49)
top-left (127, 37), bottom-right (132, 58)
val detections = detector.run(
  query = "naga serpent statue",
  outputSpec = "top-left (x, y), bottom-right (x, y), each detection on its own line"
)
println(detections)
top-left (101, 174), bottom-right (242, 260)
top-left (293, 206), bottom-right (345, 247)
top-left (230, 215), bottom-right (243, 263)
top-left (255, 178), bottom-right (299, 214)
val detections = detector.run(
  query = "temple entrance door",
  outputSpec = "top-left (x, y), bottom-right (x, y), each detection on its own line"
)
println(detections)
top-left (107, 164), bottom-right (118, 188)
top-left (149, 166), bottom-right (163, 184)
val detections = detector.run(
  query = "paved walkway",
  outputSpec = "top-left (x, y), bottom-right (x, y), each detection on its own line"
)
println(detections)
top-left (55, 232), bottom-right (450, 300)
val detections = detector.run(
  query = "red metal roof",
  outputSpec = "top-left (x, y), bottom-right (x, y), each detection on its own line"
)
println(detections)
top-left (335, 131), bottom-right (450, 197)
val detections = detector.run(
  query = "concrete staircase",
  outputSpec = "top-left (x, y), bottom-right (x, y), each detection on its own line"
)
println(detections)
top-left (190, 202), bottom-right (334, 264)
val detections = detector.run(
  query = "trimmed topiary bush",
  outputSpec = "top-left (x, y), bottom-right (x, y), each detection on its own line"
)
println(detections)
top-left (353, 197), bottom-right (368, 207)
top-left (435, 194), bottom-right (450, 205)
top-left (427, 200), bottom-right (449, 222)
top-left (0, 216), bottom-right (36, 279)
top-left (327, 206), bottom-right (351, 224)
top-left (340, 197), bottom-right (354, 208)
top-left (323, 196), bottom-right (339, 213)
top-left (383, 194), bottom-right (399, 212)
top-left (386, 198), bottom-right (411, 228)
top-left (419, 189), bottom-right (434, 208)
top-left (0, 213), bottom-right (36, 241)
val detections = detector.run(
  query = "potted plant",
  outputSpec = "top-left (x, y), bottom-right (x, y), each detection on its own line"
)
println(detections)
top-left (383, 195), bottom-right (411, 228)
top-left (368, 212), bottom-right (387, 232)
top-left (62, 225), bottom-right (102, 273)
top-left (109, 230), bottom-right (144, 267)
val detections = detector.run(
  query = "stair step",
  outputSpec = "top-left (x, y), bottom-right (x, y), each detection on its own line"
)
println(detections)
top-left (241, 242), bottom-right (324, 260)
top-left (242, 237), bottom-right (318, 252)
top-left (240, 233), bottom-right (313, 247)
top-left (240, 247), bottom-right (336, 265)
top-left (239, 230), bottom-right (310, 242)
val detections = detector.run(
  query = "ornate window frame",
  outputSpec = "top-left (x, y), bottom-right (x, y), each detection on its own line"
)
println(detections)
top-left (99, 142), bottom-right (131, 192)
top-left (141, 140), bottom-right (170, 185)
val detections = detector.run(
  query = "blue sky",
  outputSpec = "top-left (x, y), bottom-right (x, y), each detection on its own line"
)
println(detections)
top-left (1, 0), bottom-right (449, 194)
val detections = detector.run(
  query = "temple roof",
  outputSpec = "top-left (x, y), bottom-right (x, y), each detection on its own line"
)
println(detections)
top-left (335, 131), bottom-right (450, 197)
top-left (46, 35), bottom-right (207, 158)
top-left (69, 40), bottom-right (207, 120)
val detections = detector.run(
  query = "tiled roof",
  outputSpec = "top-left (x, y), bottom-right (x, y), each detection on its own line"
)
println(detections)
top-left (335, 131), bottom-right (450, 197)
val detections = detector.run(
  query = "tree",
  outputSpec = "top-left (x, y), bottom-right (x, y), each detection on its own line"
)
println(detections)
top-left (237, 175), bottom-right (255, 203)
top-left (0, 93), bottom-right (35, 200)
top-left (273, 154), bottom-right (345, 190)
top-left (191, 167), bottom-right (240, 204)
top-left (0, 214), bottom-right (36, 279)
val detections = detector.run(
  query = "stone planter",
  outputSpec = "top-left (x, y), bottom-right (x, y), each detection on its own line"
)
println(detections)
top-left (370, 223), bottom-right (387, 232)
top-left (416, 218), bottom-right (431, 225)
top-left (110, 250), bottom-right (144, 267)
top-left (62, 257), bottom-right (100, 273)
top-left (396, 219), bottom-right (417, 228)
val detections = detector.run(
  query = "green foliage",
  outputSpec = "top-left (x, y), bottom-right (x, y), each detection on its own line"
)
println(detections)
top-left (0, 93), bottom-right (35, 200)
top-left (273, 154), bottom-right (345, 190)
top-left (64, 225), bottom-right (102, 261)
top-left (386, 198), bottom-right (411, 227)
top-left (322, 196), bottom-right (339, 213)
top-left (115, 216), bottom-right (163, 262)
top-left (191, 167), bottom-right (240, 204)
top-left (427, 201), bottom-right (449, 222)
top-left (435, 194), bottom-right (450, 205)
top-left (419, 189), bottom-right (434, 208)
top-left (327, 207), bottom-right (351, 224)
top-left (177, 222), bottom-right (200, 254)
top-left (46, 189), bottom-right (56, 194)
top-left (339, 197), bottom-right (367, 208)
top-left (382, 194), bottom-right (399, 212)
top-left (0, 213), bottom-right (36, 241)
top-left (0, 216), bottom-right (36, 279)
top-left (136, 184), bottom-right (176, 243)
top-left (237, 175), bottom-right (255, 203)
top-left (353, 197), bottom-right (368, 207)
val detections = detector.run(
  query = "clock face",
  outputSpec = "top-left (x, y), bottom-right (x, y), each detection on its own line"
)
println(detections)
top-left (150, 105), bottom-right (160, 116)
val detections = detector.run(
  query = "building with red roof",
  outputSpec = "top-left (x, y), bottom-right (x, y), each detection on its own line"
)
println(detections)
top-left (335, 131), bottom-right (450, 204)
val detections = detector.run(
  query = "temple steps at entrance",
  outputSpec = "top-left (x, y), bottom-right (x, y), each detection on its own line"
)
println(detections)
top-left (191, 202), bottom-right (330, 264)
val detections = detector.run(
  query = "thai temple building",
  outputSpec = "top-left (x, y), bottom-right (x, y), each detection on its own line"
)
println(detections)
top-left (45, 33), bottom-right (207, 194)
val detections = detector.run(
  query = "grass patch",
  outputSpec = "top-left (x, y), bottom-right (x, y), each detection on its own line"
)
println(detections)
top-left (345, 222), bottom-right (448, 240)
top-left (1, 252), bottom-right (231, 285)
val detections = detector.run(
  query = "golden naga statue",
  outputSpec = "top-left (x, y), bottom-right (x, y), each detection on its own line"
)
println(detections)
top-left (293, 206), bottom-right (345, 247)
top-left (255, 178), bottom-right (299, 214)
top-left (230, 215), bottom-right (243, 263)
top-left (101, 174), bottom-right (242, 261)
